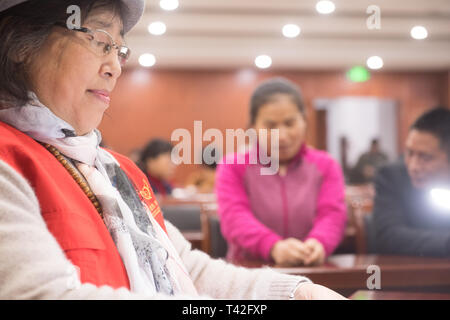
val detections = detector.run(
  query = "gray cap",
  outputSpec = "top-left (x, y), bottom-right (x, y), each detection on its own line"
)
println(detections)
top-left (0, 0), bottom-right (145, 34)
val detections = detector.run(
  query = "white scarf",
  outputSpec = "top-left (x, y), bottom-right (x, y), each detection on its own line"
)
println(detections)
top-left (0, 94), bottom-right (197, 296)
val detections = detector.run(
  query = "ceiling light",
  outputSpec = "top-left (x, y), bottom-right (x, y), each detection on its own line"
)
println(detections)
top-left (160, 0), bottom-right (179, 11)
top-left (366, 56), bottom-right (383, 70)
top-left (255, 55), bottom-right (272, 69)
top-left (410, 26), bottom-right (428, 40)
top-left (139, 53), bottom-right (156, 67)
top-left (148, 21), bottom-right (167, 35)
top-left (282, 24), bottom-right (301, 38)
top-left (316, 1), bottom-right (335, 14)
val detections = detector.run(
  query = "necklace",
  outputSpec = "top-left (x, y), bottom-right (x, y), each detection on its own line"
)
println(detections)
top-left (41, 143), bottom-right (104, 218)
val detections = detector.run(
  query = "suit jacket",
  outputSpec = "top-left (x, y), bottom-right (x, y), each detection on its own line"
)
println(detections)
top-left (373, 161), bottom-right (450, 257)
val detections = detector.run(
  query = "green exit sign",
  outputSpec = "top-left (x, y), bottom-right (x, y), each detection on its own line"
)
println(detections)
top-left (346, 66), bottom-right (371, 82)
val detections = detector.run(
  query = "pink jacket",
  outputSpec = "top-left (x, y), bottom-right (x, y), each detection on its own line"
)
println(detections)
top-left (215, 145), bottom-right (347, 262)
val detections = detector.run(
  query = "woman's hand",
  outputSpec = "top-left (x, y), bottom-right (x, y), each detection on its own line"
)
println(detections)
top-left (270, 238), bottom-right (311, 267)
top-left (270, 238), bottom-right (326, 267)
top-left (294, 283), bottom-right (348, 300)
top-left (302, 238), bottom-right (326, 266)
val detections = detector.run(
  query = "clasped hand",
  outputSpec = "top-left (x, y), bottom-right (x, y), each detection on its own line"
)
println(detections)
top-left (270, 238), bottom-right (326, 267)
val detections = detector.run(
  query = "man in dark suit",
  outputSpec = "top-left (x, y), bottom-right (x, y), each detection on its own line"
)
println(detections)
top-left (373, 107), bottom-right (450, 257)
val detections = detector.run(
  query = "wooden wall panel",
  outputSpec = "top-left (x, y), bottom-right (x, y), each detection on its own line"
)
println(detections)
top-left (440, 71), bottom-right (450, 107)
top-left (99, 68), bottom-right (449, 185)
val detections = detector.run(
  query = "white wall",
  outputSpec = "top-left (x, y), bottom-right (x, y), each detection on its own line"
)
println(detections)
top-left (320, 97), bottom-right (398, 167)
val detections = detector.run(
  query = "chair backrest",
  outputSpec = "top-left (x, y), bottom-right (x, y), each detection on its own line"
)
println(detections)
top-left (161, 205), bottom-right (202, 231)
top-left (347, 197), bottom-right (374, 254)
top-left (364, 213), bottom-right (377, 254)
top-left (207, 215), bottom-right (228, 258)
top-left (161, 203), bottom-right (228, 258)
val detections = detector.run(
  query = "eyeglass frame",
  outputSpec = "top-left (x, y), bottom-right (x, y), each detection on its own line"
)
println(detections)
top-left (54, 22), bottom-right (131, 66)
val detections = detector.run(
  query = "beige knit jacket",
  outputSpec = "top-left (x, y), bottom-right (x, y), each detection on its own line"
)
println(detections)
top-left (0, 159), bottom-right (310, 300)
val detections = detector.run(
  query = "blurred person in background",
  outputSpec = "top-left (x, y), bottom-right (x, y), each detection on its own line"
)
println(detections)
top-left (185, 147), bottom-right (219, 194)
top-left (128, 147), bottom-right (142, 168)
top-left (140, 138), bottom-right (176, 196)
top-left (373, 107), bottom-right (450, 257)
top-left (350, 138), bottom-right (388, 184)
top-left (215, 78), bottom-right (347, 267)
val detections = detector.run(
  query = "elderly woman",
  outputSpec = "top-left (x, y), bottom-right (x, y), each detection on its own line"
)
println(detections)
top-left (0, 0), bottom-right (345, 299)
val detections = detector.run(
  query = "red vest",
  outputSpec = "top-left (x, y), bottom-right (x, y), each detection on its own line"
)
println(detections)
top-left (0, 122), bottom-right (167, 290)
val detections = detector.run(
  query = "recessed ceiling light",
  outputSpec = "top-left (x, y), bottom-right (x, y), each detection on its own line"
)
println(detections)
top-left (282, 24), bottom-right (301, 38)
top-left (255, 55), bottom-right (272, 69)
top-left (160, 0), bottom-right (179, 11)
top-left (139, 53), bottom-right (156, 67)
top-left (410, 26), bottom-right (428, 40)
top-left (148, 21), bottom-right (167, 35)
top-left (366, 56), bottom-right (384, 70)
top-left (316, 1), bottom-right (336, 14)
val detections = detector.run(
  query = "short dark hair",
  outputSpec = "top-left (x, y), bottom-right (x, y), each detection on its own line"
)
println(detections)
top-left (0, 0), bottom-right (125, 108)
top-left (410, 106), bottom-right (450, 158)
top-left (140, 139), bottom-right (173, 163)
top-left (202, 146), bottom-right (220, 170)
top-left (371, 138), bottom-right (380, 147)
top-left (249, 77), bottom-right (305, 125)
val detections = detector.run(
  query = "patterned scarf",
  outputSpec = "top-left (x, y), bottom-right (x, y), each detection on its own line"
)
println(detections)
top-left (0, 94), bottom-right (197, 296)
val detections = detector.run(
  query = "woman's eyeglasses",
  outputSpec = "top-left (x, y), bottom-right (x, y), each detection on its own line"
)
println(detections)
top-left (55, 22), bottom-right (131, 67)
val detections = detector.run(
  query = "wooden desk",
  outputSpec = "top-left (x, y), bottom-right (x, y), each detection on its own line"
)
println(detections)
top-left (158, 194), bottom-right (361, 255)
top-left (237, 254), bottom-right (450, 296)
top-left (350, 290), bottom-right (450, 300)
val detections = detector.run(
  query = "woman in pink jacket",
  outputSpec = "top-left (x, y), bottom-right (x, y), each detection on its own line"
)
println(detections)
top-left (215, 78), bottom-right (347, 267)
